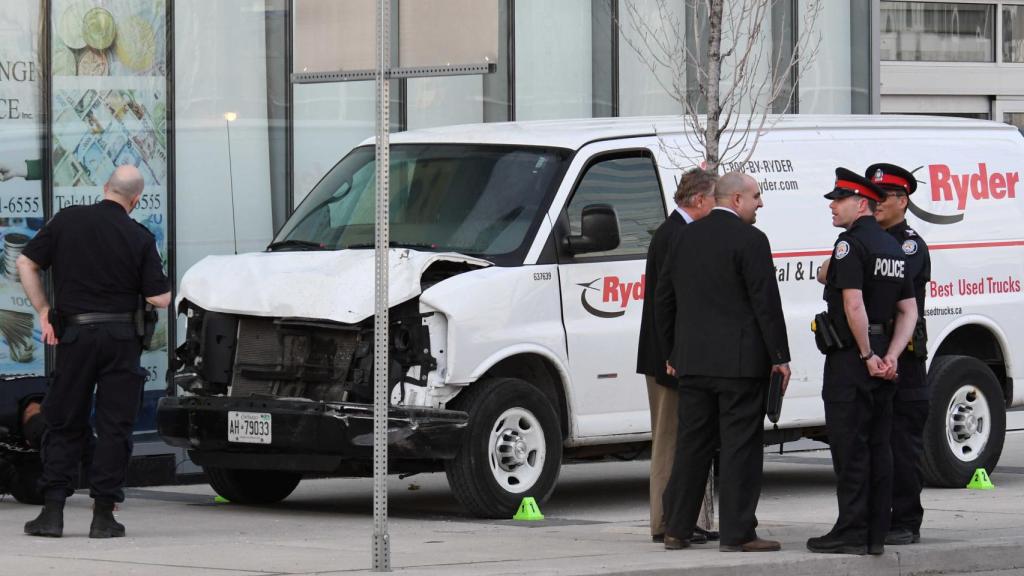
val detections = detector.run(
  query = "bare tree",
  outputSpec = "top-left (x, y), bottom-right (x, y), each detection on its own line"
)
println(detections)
top-left (619, 0), bottom-right (822, 171)
top-left (617, 0), bottom-right (821, 533)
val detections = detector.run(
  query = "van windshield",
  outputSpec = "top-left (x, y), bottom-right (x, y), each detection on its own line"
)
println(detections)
top-left (273, 144), bottom-right (570, 263)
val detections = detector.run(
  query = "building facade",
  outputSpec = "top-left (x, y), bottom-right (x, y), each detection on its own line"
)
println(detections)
top-left (880, 0), bottom-right (1024, 128)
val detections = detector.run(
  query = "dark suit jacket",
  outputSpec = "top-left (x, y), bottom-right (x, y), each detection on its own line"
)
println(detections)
top-left (636, 210), bottom-right (687, 387)
top-left (655, 209), bottom-right (790, 378)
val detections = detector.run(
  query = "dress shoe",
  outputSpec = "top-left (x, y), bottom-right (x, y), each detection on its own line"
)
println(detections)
top-left (664, 535), bottom-right (692, 550)
top-left (694, 526), bottom-right (720, 541)
top-left (884, 528), bottom-right (920, 545)
top-left (720, 538), bottom-right (781, 552)
top-left (652, 533), bottom-right (664, 543)
top-left (868, 542), bottom-right (885, 555)
top-left (806, 533), bottom-right (867, 555)
top-left (89, 498), bottom-right (125, 538)
top-left (25, 499), bottom-right (64, 538)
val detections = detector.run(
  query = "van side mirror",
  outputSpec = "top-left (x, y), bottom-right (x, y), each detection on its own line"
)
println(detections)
top-left (564, 204), bottom-right (620, 255)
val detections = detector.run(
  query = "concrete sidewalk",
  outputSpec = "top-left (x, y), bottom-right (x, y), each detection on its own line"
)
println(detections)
top-left (3, 437), bottom-right (1024, 575)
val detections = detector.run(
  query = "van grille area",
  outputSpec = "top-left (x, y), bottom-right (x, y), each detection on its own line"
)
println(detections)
top-left (175, 302), bottom-right (435, 402)
top-left (230, 317), bottom-right (364, 402)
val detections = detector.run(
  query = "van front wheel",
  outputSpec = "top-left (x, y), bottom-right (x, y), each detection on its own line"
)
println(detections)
top-left (204, 467), bottom-right (301, 504)
top-left (921, 355), bottom-right (1006, 487)
top-left (444, 377), bottom-right (562, 518)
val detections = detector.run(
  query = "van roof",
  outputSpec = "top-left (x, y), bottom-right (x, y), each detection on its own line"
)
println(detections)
top-left (381, 114), bottom-right (1018, 151)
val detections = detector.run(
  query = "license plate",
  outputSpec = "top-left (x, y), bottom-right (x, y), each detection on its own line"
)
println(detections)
top-left (227, 411), bottom-right (272, 444)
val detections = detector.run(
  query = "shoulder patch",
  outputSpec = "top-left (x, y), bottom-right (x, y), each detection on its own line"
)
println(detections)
top-left (902, 239), bottom-right (918, 255)
top-left (834, 240), bottom-right (851, 260)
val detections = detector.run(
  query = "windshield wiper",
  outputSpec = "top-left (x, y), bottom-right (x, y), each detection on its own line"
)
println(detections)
top-left (266, 239), bottom-right (328, 252)
top-left (344, 241), bottom-right (440, 251)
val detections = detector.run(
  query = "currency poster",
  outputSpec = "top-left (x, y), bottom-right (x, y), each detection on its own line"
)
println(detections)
top-left (0, 1), bottom-right (46, 377)
top-left (51, 0), bottom-right (168, 395)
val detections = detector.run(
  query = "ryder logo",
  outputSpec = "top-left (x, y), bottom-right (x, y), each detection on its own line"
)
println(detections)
top-left (578, 275), bottom-right (645, 318)
top-left (910, 163), bottom-right (1019, 225)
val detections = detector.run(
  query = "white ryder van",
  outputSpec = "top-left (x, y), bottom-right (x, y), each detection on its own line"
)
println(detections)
top-left (159, 116), bottom-right (1024, 517)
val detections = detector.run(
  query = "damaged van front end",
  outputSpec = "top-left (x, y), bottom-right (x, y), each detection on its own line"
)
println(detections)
top-left (157, 249), bottom-right (489, 485)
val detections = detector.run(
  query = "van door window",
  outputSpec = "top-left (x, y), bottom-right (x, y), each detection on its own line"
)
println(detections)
top-left (566, 154), bottom-right (665, 259)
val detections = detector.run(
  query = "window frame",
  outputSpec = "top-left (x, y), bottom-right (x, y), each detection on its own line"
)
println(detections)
top-left (880, 0), bottom-right (998, 63)
top-left (554, 148), bottom-right (667, 264)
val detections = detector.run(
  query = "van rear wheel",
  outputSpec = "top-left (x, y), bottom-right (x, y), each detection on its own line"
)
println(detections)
top-left (444, 377), bottom-right (562, 518)
top-left (921, 355), bottom-right (1006, 487)
top-left (204, 467), bottom-right (301, 504)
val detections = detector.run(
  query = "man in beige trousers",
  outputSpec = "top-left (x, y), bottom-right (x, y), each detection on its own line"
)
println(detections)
top-left (636, 168), bottom-right (719, 545)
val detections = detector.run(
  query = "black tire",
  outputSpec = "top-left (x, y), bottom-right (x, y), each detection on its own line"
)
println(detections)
top-left (204, 467), bottom-right (301, 504)
top-left (444, 377), bottom-right (562, 518)
top-left (921, 355), bottom-right (1006, 487)
top-left (9, 458), bottom-right (44, 505)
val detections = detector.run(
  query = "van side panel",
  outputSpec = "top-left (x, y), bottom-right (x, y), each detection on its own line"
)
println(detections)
top-left (419, 264), bottom-right (574, 425)
top-left (682, 125), bottom-right (1024, 428)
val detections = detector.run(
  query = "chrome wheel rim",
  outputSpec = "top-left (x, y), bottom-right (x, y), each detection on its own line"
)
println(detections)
top-left (488, 407), bottom-right (546, 494)
top-left (946, 384), bottom-right (991, 463)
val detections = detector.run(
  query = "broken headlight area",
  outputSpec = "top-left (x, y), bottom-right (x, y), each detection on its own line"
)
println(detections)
top-left (174, 300), bottom-right (436, 405)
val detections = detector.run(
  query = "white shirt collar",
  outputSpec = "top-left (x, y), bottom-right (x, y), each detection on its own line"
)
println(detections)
top-left (712, 206), bottom-right (739, 217)
top-left (675, 206), bottom-right (695, 224)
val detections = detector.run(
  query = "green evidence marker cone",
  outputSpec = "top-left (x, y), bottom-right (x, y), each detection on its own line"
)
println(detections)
top-left (966, 468), bottom-right (995, 490)
top-left (214, 495), bottom-right (231, 503)
top-left (513, 497), bottom-right (545, 521)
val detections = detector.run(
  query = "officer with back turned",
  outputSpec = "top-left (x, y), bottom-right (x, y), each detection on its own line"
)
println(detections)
top-left (807, 168), bottom-right (918, 556)
top-left (16, 165), bottom-right (170, 538)
top-left (867, 163), bottom-right (932, 546)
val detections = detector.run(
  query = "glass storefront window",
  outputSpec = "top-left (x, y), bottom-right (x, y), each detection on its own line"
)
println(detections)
top-left (174, 0), bottom-right (277, 259)
top-left (0, 0), bottom-right (45, 377)
top-left (1004, 112), bottom-right (1024, 135)
top-left (1004, 5), bottom-right (1024, 63)
top-left (49, 0), bottom-right (170, 421)
top-left (616, 0), bottom-right (684, 116)
top-left (407, 76), bottom-right (484, 130)
top-left (293, 82), bottom-right (376, 206)
top-left (799, 0), bottom-right (853, 114)
top-left (515, 0), bottom-right (594, 120)
top-left (880, 1), bottom-right (995, 62)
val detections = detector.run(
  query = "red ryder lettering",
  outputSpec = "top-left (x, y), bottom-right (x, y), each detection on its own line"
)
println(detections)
top-left (603, 275), bottom-right (645, 308)
top-left (929, 163), bottom-right (1019, 211)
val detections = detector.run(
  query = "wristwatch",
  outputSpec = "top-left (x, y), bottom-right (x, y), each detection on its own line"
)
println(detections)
top-left (859, 349), bottom-right (875, 361)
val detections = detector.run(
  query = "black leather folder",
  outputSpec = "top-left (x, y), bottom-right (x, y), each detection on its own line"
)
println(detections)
top-left (766, 370), bottom-right (784, 424)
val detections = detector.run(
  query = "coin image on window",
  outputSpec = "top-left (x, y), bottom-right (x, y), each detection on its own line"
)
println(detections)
top-left (114, 16), bottom-right (156, 73)
top-left (58, 1), bottom-right (90, 50)
top-left (83, 7), bottom-right (117, 51)
top-left (52, 42), bottom-right (78, 76)
top-left (78, 49), bottom-right (109, 76)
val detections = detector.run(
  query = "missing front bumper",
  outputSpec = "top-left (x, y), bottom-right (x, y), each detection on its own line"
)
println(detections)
top-left (157, 396), bottom-right (468, 472)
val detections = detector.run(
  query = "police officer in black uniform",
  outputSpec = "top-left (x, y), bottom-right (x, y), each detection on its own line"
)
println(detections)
top-left (16, 165), bottom-right (170, 538)
top-left (866, 163), bottom-right (932, 545)
top-left (807, 168), bottom-right (918, 556)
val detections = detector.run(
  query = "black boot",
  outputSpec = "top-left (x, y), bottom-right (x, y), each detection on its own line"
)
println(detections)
top-left (24, 499), bottom-right (65, 537)
top-left (89, 498), bottom-right (125, 538)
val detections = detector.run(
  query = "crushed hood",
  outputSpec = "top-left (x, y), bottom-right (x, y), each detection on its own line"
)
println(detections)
top-left (178, 249), bottom-right (492, 324)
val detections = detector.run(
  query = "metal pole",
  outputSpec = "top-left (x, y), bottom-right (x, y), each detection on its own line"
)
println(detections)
top-left (372, 0), bottom-right (391, 571)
